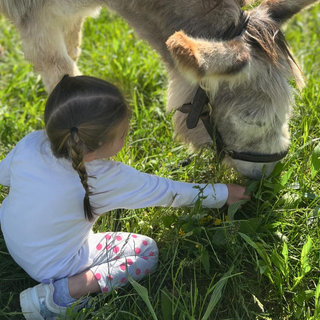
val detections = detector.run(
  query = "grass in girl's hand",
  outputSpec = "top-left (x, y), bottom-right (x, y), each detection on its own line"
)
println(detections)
top-left (1, 5), bottom-right (320, 320)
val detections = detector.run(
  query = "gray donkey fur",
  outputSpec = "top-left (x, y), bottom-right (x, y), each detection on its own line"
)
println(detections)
top-left (0, 0), bottom-right (318, 178)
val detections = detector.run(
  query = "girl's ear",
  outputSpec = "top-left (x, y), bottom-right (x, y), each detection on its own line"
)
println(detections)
top-left (166, 31), bottom-right (250, 82)
top-left (83, 151), bottom-right (97, 163)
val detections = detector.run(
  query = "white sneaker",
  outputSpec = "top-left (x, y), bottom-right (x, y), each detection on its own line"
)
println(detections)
top-left (20, 279), bottom-right (90, 320)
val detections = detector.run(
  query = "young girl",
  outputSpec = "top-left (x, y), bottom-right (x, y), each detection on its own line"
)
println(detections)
top-left (0, 75), bottom-right (250, 320)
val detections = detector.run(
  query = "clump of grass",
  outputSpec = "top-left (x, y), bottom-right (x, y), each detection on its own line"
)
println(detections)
top-left (1, 4), bottom-right (320, 320)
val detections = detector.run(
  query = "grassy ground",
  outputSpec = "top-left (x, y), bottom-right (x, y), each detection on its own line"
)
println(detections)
top-left (0, 3), bottom-right (320, 320)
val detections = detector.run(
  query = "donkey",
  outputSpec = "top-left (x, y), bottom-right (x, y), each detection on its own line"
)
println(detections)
top-left (0, 0), bottom-right (318, 179)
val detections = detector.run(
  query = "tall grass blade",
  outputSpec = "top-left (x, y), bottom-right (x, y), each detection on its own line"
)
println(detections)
top-left (227, 200), bottom-right (248, 221)
top-left (161, 287), bottom-right (173, 320)
top-left (311, 142), bottom-right (320, 179)
top-left (239, 233), bottom-right (269, 265)
top-left (314, 279), bottom-right (320, 316)
top-left (201, 265), bottom-right (234, 320)
top-left (128, 276), bottom-right (158, 320)
top-left (301, 236), bottom-right (312, 276)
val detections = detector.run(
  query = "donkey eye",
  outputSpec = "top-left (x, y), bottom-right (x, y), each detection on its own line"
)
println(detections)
top-left (200, 104), bottom-right (212, 120)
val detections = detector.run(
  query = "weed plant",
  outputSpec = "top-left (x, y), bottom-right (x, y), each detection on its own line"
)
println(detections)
top-left (0, 4), bottom-right (320, 320)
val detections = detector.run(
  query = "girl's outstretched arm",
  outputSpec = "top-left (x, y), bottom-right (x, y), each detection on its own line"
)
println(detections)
top-left (87, 161), bottom-right (250, 213)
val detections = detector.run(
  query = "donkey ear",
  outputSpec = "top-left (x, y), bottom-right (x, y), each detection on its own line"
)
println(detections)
top-left (166, 31), bottom-right (204, 80)
top-left (261, 0), bottom-right (318, 24)
top-left (166, 31), bottom-right (250, 81)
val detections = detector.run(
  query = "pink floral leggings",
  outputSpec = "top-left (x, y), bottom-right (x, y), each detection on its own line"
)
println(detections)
top-left (88, 232), bottom-right (158, 293)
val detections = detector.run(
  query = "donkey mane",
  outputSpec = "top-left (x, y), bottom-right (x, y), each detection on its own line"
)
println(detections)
top-left (245, 8), bottom-right (304, 89)
top-left (195, 5), bottom-right (305, 132)
top-left (200, 1), bottom-right (304, 89)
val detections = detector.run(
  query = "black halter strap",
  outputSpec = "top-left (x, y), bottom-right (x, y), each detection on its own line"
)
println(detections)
top-left (178, 11), bottom-right (288, 163)
top-left (179, 86), bottom-right (209, 130)
top-left (224, 149), bottom-right (288, 163)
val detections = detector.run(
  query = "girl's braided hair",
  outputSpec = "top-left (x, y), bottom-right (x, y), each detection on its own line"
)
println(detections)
top-left (44, 75), bottom-right (129, 221)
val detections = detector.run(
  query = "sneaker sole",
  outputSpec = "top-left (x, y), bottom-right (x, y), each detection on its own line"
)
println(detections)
top-left (20, 288), bottom-right (43, 320)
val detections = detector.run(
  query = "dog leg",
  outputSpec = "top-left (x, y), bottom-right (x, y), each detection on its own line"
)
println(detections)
top-left (64, 17), bottom-right (84, 62)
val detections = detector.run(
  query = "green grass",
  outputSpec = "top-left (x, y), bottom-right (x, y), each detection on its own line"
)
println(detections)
top-left (0, 4), bottom-right (320, 320)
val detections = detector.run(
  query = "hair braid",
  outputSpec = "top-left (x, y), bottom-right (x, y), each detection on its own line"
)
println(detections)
top-left (67, 131), bottom-right (95, 221)
top-left (45, 75), bottom-right (130, 221)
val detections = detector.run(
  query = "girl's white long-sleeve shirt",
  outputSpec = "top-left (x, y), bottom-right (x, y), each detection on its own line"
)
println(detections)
top-left (0, 131), bottom-right (228, 282)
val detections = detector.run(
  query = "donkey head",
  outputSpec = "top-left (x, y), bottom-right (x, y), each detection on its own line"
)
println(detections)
top-left (165, 1), bottom-right (306, 179)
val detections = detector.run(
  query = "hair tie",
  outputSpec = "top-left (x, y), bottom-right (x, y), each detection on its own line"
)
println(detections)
top-left (70, 127), bottom-right (78, 133)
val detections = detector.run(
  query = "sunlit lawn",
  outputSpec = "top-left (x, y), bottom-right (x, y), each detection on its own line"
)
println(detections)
top-left (0, 4), bottom-right (320, 320)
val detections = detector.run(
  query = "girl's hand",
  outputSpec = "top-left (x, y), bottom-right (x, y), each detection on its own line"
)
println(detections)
top-left (226, 184), bottom-right (251, 206)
